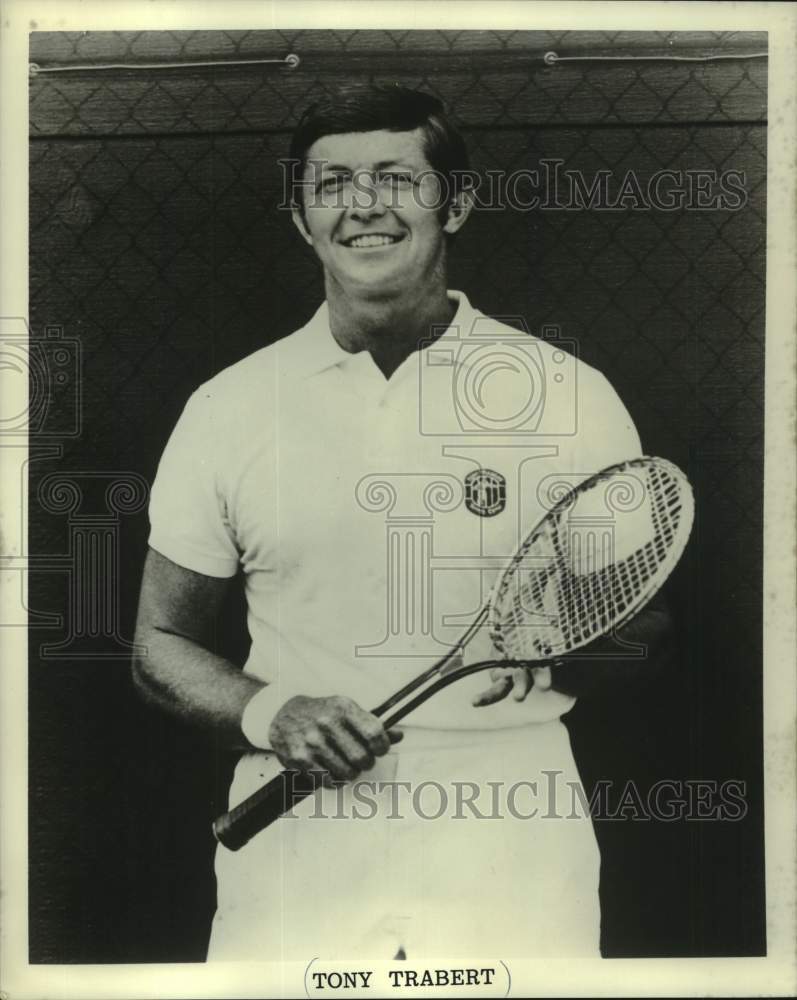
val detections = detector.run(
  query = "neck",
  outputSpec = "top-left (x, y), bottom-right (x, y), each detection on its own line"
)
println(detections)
top-left (326, 279), bottom-right (456, 379)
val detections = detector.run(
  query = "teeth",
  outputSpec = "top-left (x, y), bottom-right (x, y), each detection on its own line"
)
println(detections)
top-left (346, 235), bottom-right (399, 248)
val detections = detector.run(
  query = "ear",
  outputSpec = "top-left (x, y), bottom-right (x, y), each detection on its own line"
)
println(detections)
top-left (442, 189), bottom-right (474, 236)
top-left (291, 203), bottom-right (314, 246)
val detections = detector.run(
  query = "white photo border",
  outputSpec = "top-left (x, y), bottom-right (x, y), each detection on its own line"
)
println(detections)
top-left (1, 2), bottom-right (794, 997)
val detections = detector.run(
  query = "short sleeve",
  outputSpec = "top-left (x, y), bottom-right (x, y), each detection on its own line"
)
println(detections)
top-left (575, 369), bottom-right (642, 472)
top-left (148, 391), bottom-right (240, 578)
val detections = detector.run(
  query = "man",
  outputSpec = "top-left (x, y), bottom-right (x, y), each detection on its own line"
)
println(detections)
top-left (134, 85), bottom-right (669, 960)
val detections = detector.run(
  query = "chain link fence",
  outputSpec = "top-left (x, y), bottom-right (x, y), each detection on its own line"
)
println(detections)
top-left (26, 29), bottom-right (767, 962)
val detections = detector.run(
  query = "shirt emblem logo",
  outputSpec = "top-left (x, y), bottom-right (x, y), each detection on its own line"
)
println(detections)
top-left (464, 469), bottom-right (506, 517)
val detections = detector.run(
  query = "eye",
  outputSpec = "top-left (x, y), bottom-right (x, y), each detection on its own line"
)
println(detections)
top-left (317, 174), bottom-right (349, 194)
top-left (378, 171), bottom-right (413, 188)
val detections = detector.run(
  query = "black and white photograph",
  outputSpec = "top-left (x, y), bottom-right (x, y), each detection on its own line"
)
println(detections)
top-left (1, 2), bottom-right (795, 998)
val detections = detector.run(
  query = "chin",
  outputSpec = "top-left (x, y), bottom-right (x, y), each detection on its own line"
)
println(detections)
top-left (340, 266), bottom-right (411, 297)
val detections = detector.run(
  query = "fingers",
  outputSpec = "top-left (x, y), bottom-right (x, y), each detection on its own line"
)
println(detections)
top-left (271, 695), bottom-right (395, 783)
top-left (473, 664), bottom-right (552, 707)
top-left (324, 726), bottom-right (375, 778)
top-left (312, 741), bottom-right (360, 782)
top-left (511, 666), bottom-right (532, 701)
top-left (531, 665), bottom-right (552, 691)
top-left (472, 671), bottom-right (513, 707)
top-left (343, 703), bottom-right (392, 757)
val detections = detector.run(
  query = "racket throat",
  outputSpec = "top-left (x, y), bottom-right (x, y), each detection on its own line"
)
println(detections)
top-left (438, 645), bottom-right (466, 677)
top-left (438, 605), bottom-right (491, 677)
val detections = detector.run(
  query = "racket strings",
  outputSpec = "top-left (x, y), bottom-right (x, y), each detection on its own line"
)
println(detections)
top-left (493, 462), bottom-right (689, 660)
top-left (499, 540), bottom-right (659, 655)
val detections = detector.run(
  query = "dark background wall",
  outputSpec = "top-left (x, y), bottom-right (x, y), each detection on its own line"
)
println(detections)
top-left (28, 29), bottom-right (766, 963)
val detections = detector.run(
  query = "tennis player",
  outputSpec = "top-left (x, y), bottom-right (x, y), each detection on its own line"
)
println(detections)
top-left (134, 85), bottom-right (671, 960)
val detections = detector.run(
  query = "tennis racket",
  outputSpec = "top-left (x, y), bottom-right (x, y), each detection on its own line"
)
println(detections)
top-left (213, 455), bottom-right (694, 850)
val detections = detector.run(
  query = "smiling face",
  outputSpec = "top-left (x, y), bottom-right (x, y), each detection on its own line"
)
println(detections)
top-left (291, 128), bottom-right (471, 301)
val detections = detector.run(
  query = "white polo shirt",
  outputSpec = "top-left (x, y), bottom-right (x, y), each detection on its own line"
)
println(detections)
top-left (149, 290), bottom-right (640, 731)
top-left (150, 290), bottom-right (642, 960)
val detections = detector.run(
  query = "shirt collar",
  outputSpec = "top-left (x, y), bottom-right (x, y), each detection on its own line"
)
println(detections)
top-left (286, 290), bottom-right (478, 379)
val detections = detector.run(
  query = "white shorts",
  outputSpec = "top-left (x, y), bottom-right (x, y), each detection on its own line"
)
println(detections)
top-left (207, 721), bottom-right (601, 961)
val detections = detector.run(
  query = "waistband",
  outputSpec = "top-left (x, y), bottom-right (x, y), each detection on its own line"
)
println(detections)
top-left (237, 722), bottom-right (568, 777)
top-left (390, 719), bottom-right (565, 753)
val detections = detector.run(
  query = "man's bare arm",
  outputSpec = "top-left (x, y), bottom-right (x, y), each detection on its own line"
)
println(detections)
top-left (133, 548), bottom-right (262, 749)
top-left (133, 547), bottom-right (400, 774)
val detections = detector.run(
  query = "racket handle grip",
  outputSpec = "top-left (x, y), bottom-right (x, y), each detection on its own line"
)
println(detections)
top-left (212, 769), bottom-right (319, 851)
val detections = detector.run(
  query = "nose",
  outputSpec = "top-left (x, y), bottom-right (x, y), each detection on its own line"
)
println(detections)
top-left (348, 172), bottom-right (387, 219)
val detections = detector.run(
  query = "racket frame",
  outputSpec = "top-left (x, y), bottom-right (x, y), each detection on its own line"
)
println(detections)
top-left (212, 455), bottom-right (693, 849)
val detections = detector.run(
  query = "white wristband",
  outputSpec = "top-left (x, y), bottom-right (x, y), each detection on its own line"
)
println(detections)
top-left (240, 683), bottom-right (298, 751)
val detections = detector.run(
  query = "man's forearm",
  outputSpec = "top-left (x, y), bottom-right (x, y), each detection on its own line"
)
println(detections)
top-left (132, 628), bottom-right (263, 749)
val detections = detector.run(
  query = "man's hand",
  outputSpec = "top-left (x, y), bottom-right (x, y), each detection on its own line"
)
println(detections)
top-left (472, 594), bottom-right (673, 706)
top-left (269, 695), bottom-right (403, 783)
top-left (472, 665), bottom-right (552, 707)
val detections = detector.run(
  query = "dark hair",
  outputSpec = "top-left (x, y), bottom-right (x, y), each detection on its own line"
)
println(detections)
top-left (288, 83), bottom-right (470, 209)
